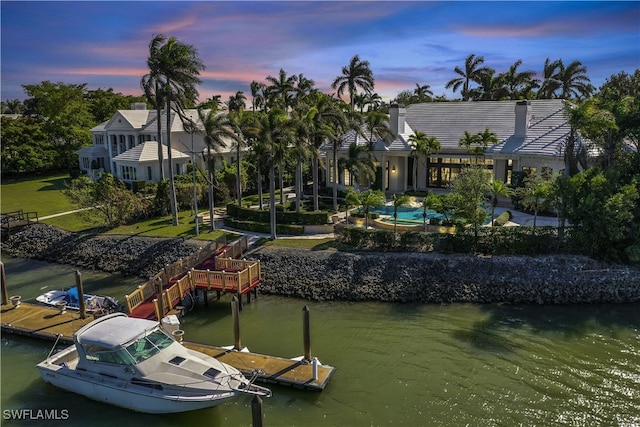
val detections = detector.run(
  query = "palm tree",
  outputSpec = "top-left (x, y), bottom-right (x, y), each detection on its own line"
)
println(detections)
top-left (469, 68), bottom-right (501, 100)
top-left (409, 131), bottom-right (441, 191)
top-left (265, 69), bottom-right (297, 110)
top-left (332, 55), bottom-right (375, 109)
top-left (363, 110), bottom-right (393, 151)
top-left (421, 191), bottom-right (440, 232)
top-left (475, 128), bottom-right (497, 161)
top-left (246, 109), bottom-right (291, 239)
top-left (226, 91), bottom-right (246, 112)
top-left (197, 106), bottom-right (236, 231)
top-left (445, 53), bottom-right (489, 101)
top-left (338, 143), bottom-right (375, 187)
top-left (488, 179), bottom-right (513, 226)
top-left (307, 92), bottom-right (347, 211)
top-left (498, 59), bottom-right (539, 100)
top-left (515, 173), bottom-right (552, 233)
top-left (293, 73), bottom-right (315, 105)
top-left (537, 57), bottom-right (563, 99)
top-left (141, 34), bottom-right (169, 182)
top-left (250, 81), bottom-right (266, 111)
top-left (142, 35), bottom-right (205, 226)
top-left (391, 193), bottom-right (411, 236)
top-left (289, 102), bottom-right (315, 213)
top-left (414, 83), bottom-right (433, 102)
top-left (558, 60), bottom-right (593, 100)
top-left (458, 130), bottom-right (480, 164)
top-left (344, 186), bottom-right (360, 224)
top-left (357, 189), bottom-right (386, 229)
top-left (227, 104), bottom-right (248, 206)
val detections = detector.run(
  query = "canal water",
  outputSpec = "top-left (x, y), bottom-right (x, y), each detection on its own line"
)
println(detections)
top-left (2, 257), bottom-right (639, 426)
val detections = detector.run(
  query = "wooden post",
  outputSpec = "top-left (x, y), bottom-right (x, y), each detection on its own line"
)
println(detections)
top-left (303, 305), bottom-right (311, 362)
top-left (231, 296), bottom-right (241, 350)
top-left (251, 395), bottom-right (263, 427)
top-left (1, 261), bottom-right (8, 305)
top-left (155, 278), bottom-right (164, 319)
top-left (75, 270), bottom-right (86, 319)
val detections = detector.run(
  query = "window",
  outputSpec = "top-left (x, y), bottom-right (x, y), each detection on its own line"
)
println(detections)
top-left (95, 135), bottom-right (104, 145)
top-left (128, 135), bottom-right (135, 149)
top-left (147, 166), bottom-right (152, 181)
top-left (83, 345), bottom-right (136, 365)
top-left (125, 330), bottom-right (174, 364)
top-left (121, 166), bottom-right (137, 180)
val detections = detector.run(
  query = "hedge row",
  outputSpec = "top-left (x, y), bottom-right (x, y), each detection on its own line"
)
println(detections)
top-left (335, 225), bottom-right (568, 256)
top-left (223, 217), bottom-right (304, 236)
top-left (227, 204), bottom-right (330, 225)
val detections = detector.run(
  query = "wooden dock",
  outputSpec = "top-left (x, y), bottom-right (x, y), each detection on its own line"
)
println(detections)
top-left (0, 302), bottom-right (94, 344)
top-left (184, 342), bottom-right (336, 392)
top-left (1, 302), bottom-right (335, 391)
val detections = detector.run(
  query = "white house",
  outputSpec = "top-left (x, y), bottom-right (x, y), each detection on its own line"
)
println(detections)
top-left (321, 99), bottom-right (581, 192)
top-left (78, 103), bottom-right (239, 183)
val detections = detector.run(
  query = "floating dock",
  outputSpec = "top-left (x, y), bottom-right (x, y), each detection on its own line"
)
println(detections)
top-left (1, 302), bottom-right (335, 391)
top-left (184, 342), bottom-right (335, 391)
top-left (0, 301), bottom-right (93, 343)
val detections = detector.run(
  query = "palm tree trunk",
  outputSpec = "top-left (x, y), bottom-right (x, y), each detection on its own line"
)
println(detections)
top-left (236, 144), bottom-right (242, 207)
top-left (296, 156), bottom-right (302, 213)
top-left (207, 146), bottom-right (215, 232)
top-left (155, 82), bottom-right (165, 182)
top-left (269, 163), bottom-right (277, 239)
top-left (166, 100), bottom-right (179, 226)
top-left (312, 156), bottom-right (319, 211)
top-left (279, 160), bottom-right (284, 205)
top-left (257, 168), bottom-right (264, 210)
top-left (332, 145), bottom-right (338, 213)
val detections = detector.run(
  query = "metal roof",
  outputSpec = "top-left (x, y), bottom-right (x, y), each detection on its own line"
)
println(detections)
top-left (112, 141), bottom-right (190, 163)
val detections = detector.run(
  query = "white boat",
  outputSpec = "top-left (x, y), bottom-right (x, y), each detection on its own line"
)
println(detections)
top-left (37, 313), bottom-right (271, 413)
top-left (36, 287), bottom-right (120, 314)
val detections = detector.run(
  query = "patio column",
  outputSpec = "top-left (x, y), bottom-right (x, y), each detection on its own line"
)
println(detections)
top-left (403, 156), bottom-right (409, 192)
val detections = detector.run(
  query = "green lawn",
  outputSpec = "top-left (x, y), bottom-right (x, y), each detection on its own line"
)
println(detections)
top-left (1, 173), bottom-right (76, 216)
top-left (106, 210), bottom-right (237, 242)
top-left (1, 174), bottom-right (337, 246)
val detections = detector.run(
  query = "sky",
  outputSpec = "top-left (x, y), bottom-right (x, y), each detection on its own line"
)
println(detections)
top-left (1, 1), bottom-right (639, 104)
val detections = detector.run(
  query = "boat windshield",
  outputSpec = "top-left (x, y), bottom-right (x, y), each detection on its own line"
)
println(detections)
top-left (125, 329), bottom-right (174, 364)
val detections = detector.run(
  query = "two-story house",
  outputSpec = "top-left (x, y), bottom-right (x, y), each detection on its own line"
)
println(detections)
top-left (78, 103), bottom-right (238, 183)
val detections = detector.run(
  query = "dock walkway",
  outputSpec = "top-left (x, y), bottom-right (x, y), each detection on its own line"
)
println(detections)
top-left (1, 302), bottom-right (335, 391)
top-left (126, 235), bottom-right (259, 320)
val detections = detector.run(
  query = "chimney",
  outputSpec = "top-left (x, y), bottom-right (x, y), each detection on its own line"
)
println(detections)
top-left (514, 100), bottom-right (531, 137)
top-left (389, 104), bottom-right (406, 137)
top-left (131, 102), bottom-right (147, 110)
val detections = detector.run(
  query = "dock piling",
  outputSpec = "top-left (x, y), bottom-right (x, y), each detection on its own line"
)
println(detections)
top-left (251, 395), bottom-right (263, 427)
top-left (155, 278), bottom-right (164, 319)
top-left (303, 305), bottom-right (311, 362)
top-left (1, 261), bottom-right (8, 305)
top-left (75, 270), bottom-right (86, 319)
top-left (232, 296), bottom-right (241, 350)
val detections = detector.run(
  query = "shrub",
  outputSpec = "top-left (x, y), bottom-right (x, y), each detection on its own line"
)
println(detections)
top-left (493, 210), bottom-right (512, 226)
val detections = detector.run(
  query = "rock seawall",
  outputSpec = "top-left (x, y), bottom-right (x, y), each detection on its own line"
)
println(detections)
top-left (3, 224), bottom-right (639, 304)
top-left (1, 224), bottom-right (203, 279)
top-left (252, 247), bottom-right (640, 304)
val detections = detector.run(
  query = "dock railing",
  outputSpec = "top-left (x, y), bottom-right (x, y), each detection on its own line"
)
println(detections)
top-left (1, 209), bottom-right (39, 234)
top-left (125, 234), bottom-right (254, 317)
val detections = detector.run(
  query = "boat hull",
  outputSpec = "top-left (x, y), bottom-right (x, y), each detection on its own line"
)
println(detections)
top-left (38, 364), bottom-right (238, 414)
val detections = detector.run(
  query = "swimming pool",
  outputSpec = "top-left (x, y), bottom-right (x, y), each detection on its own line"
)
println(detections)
top-left (369, 205), bottom-right (445, 222)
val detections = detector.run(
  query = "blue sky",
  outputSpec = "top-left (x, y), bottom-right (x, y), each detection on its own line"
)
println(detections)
top-left (1, 1), bottom-right (639, 103)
